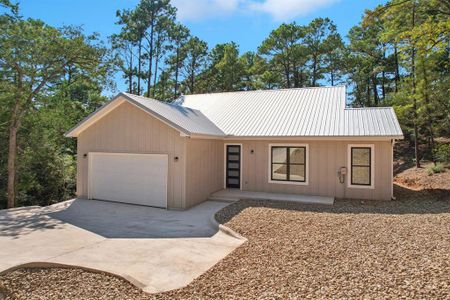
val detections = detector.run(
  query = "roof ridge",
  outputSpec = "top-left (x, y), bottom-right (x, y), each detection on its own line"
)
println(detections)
top-left (181, 85), bottom-right (346, 97)
top-left (122, 92), bottom-right (205, 113)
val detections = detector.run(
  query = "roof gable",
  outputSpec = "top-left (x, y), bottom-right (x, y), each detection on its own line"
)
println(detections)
top-left (65, 93), bottom-right (225, 138)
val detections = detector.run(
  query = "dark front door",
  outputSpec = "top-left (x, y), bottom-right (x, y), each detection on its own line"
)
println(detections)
top-left (226, 145), bottom-right (241, 189)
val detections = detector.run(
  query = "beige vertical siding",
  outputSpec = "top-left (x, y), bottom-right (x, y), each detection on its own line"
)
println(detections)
top-left (184, 138), bottom-right (224, 208)
top-left (226, 139), bottom-right (393, 201)
top-left (76, 100), bottom-right (187, 209)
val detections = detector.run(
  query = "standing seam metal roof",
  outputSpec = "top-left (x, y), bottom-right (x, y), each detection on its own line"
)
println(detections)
top-left (176, 86), bottom-right (402, 137)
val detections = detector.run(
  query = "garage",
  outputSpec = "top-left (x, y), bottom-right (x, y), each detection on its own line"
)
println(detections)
top-left (88, 152), bottom-right (168, 208)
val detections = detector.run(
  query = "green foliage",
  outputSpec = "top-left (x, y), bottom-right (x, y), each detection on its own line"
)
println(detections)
top-left (0, 3), bottom-right (111, 208)
top-left (426, 163), bottom-right (445, 175)
top-left (433, 143), bottom-right (450, 163)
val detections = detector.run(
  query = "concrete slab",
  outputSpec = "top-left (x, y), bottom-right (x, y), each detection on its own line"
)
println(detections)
top-left (0, 199), bottom-right (244, 293)
top-left (209, 189), bottom-right (335, 205)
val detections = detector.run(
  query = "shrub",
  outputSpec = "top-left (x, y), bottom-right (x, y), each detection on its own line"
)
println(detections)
top-left (433, 143), bottom-right (450, 163)
top-left (427, 163), bottom-right (445, 176)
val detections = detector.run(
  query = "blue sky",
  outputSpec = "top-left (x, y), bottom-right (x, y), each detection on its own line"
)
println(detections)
top-left (18, 0), bottom-right (387, 92)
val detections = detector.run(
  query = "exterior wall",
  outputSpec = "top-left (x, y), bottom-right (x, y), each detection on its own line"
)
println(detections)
top-left (76, 100), bottom-right (187, 209)
top-left (185, 138), bottom-right (224, 208)
top-left (226, 139), bottom-right (393, 201)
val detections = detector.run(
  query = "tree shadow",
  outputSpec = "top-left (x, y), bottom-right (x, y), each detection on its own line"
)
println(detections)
top-left (215, 184), bottom-right (450, 225)
top-left (0, 206), bottom-right (65, 239)
top-left (48, 199), bottom-right (221, 239)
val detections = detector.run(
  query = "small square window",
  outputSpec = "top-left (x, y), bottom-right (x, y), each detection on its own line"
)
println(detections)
top-left (270, 146), bottom-right (306, 183)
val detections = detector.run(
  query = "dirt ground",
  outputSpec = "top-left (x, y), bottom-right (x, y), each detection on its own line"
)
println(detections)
top-left (394, 161), bottom-right (450, 193)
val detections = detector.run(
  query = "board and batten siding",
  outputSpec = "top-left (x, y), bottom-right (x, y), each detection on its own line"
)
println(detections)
top-left (226, 139), bottom-right (393, 201)
top-left (185, 138), bottom-right (224, 208)
top-left (76, 100), bottom-right (187, 209)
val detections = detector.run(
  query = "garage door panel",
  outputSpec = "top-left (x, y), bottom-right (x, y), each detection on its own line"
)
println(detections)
top-left (88, 153), bottom-right (168, 208)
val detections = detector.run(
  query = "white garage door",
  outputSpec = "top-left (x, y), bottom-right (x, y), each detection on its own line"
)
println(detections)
top-left (88, 152), bottom-right (168, 208)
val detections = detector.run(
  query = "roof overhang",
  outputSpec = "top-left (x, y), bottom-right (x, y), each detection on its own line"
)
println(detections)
top-left (221, 135), bottom-right (404, 141)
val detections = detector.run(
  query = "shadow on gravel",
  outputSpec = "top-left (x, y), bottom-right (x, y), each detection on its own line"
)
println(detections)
top-left (215, 184), bottom-right (450, 225)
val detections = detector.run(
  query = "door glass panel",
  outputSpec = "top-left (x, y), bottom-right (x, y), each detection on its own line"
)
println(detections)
top-left (352, 148), bottom-right (370, 166)
top-left (228, 154), bottom-right (239, 161)
top-left (228, 146), bottom-right (240, 153)
top-left (228, 170), bottom-right (239, 177)
top-left (228, 178), bottom-right (239, 184)
top-left (272, 147), bottom-right (287, 163)
top-left (352, 166), bottom-right (370, 185)
top-left (272, 164), bottom-right (287, 180)
top-left (228, 162), bottom-right (239, 169)
top-left (290, 148), bottom-right (305, 164)
top-left (289, 164), bottom-right (305, 181)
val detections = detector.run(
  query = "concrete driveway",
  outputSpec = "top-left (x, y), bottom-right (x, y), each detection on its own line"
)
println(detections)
top-left (0, 199), bottom-right (244, 293)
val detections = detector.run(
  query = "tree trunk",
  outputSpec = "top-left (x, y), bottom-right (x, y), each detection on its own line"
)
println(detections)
top-left (7, 102), bottom-right (21, 209)
top-left (153, 39), bottom-right (160, 91)
top-left (331, 71), bottom-right (334, 86)
top-left (293, 62), bottom-right (299, 88)
top-left (174, 47), bottom-right (180, 98)
top-left (394, 44), bottom-right (400, 93)
top-left (147, 18), bottom-right (155, 97)
top-left (129, 46), bottom-right (133, 93)
top-left (312, 55), bottom-right (317, 86)
top-left (190, 61), bottom-right (195, 94)
top-left (422, 58), bottom-right (436, 163)
top-left (284, 61), bottom-right (291, 88)
top-left (366, 77), bottom-right (371, 106)
top-left (411, 2), bottom-right (420, 168)
top-left (381, 49), bottom-right (386, 100)
top-left (137, 39), bottom-right (142, 95)
top-left (372, 75), bottom-right (379, 106)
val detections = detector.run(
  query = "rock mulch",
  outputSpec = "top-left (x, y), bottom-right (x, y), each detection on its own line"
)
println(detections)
top-left (0, 268), bottom-right (148, 300)
top-left (1, 185), bottom-right (449, 299)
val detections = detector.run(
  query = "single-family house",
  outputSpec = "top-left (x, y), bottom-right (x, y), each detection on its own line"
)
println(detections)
top-left (65, 86), bottom-right (403, 209)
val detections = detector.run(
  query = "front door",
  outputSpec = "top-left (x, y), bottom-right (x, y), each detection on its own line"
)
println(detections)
top-left (226, 145), bottom-right (241, 189)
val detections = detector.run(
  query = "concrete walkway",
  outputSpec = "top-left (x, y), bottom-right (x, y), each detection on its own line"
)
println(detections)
top-left (209, 189), bottom-right (334, 205)
top-left (0, 199), bottom-right (244, 293)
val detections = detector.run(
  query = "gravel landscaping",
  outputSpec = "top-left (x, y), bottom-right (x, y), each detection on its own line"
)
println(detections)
top-left (1, 185), bottom-right (449, 299)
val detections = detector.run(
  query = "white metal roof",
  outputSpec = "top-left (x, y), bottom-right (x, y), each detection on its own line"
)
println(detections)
top-left (123, 93), bottom-right (225, 136)
top-left (178, 86), bottom-right (403, 138)
top-left (66, 87), bottom-right (403, 139)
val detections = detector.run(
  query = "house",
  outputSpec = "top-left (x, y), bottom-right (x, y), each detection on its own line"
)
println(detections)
top-left (65, 86), bottom-right (403, 210)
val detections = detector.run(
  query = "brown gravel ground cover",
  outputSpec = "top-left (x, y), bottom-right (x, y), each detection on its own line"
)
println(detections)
top-left (1, 184), bottom-right (449, 300)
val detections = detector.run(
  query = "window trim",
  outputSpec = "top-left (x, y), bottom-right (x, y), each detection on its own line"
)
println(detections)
top-left (268, 144), bottom-right (309, 186)
top-left (347, 144), bottom-right (375, 189)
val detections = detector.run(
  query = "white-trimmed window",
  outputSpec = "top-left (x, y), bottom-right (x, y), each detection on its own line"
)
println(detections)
top-left (268, 144), bottom-right (309, 185)
top-left (348, 144), bottom-right (374, 189)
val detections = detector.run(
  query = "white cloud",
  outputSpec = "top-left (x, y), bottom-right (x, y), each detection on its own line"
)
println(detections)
top-left (249, 0), bottom-right (340, 21)
top-left (172, 0), bottom-right (240, 21)
top-left (172, 0), bottom-right (340, 22)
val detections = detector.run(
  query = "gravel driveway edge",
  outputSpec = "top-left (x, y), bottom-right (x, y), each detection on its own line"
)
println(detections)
top-left (209, 208), bottom-right (247, 241)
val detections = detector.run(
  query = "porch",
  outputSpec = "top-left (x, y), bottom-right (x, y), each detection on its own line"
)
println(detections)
top-left (209, 189), bottom-right (334, 205)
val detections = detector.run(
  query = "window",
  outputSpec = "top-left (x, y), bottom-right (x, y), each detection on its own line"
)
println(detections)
top-left (348, 145), bottom-right (374, 188)
top-left (270, 146), bottom-right (307, 183)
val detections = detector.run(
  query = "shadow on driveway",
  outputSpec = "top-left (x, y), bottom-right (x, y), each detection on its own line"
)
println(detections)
top-left (48, 199), bottom-right (224, 239)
